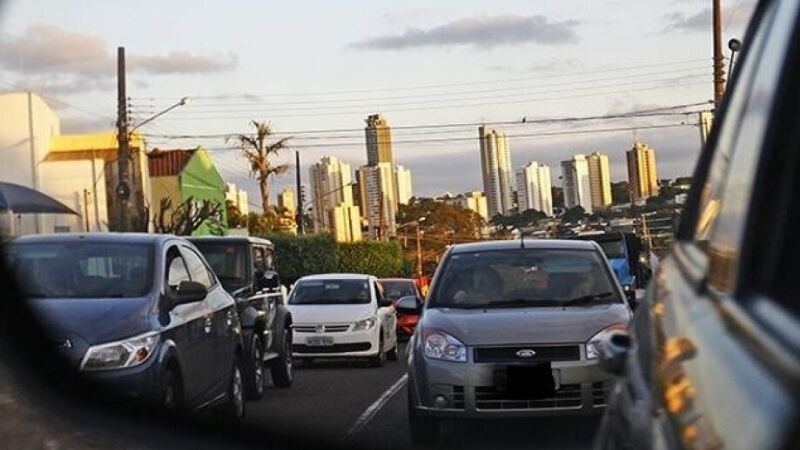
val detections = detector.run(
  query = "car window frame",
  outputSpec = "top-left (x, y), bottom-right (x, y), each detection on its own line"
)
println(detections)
top-left (178, 245), bottom-right (215, 290)
top-left (165, 245), bottom-right (191, 291)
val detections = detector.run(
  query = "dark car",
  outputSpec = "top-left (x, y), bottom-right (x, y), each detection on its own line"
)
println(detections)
top-left (189, 236), bottom-right (293, 399)
top-left (5, 233), bottom-right (246, 420)
top-left (379, 278), bottom-right (423, 337)
top-left (594, 1), bottom-right (800, 449)
top-left (406, 239), bottom-right (631, 443)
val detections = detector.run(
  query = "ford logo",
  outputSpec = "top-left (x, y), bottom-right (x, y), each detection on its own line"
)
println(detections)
top-left (516, 349), bottom-right (537, 358)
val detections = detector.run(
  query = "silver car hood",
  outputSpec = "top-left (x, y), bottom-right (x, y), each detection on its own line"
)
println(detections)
top-left (420, 304), bottom-right (631, 346)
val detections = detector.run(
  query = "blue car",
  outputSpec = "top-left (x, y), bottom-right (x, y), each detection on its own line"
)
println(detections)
top-left (570, 233), bottom-right (645, 303)
top-left (6, 233), bottom-right (246, 420)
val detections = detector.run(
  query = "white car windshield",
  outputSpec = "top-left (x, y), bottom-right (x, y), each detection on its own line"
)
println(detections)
top-left (289, 279), bottom-right (371, 305)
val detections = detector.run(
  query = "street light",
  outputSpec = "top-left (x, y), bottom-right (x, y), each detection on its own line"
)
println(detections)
top-left (727, 38), bottom-right (743, 84)
top-left (398, 217), bottom-right (426, 277)
top-left (116, 96), bottom-right (190, 231)
top-left (129, 97), bottom-right (190, 132)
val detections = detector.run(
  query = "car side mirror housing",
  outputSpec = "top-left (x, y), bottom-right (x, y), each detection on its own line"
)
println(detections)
top-left (258, 270), bottom-right (280, 290)
top-left (171, 280), bottom-right (207, 306)
top-left (598, 332), bottom-right (632, 377)
top-left (396, 295), bottom-right (422, 314)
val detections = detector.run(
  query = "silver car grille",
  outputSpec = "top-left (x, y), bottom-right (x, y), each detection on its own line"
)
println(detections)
top-left (292, 324), bottom-right (351, 333)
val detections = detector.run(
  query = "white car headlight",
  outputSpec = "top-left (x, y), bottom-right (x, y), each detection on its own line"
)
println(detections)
top-left (586, 323), bottom-right (628, 359)
top-left (81, 332), bottom-right (160, 371)
top-left (353, 316), bottom-right (377, 331)
top-left (423, 329), bottom-right (467, 363)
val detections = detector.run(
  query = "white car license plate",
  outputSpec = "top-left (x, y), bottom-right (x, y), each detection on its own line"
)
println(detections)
top-left (306, 335), bottom-right (334, 346)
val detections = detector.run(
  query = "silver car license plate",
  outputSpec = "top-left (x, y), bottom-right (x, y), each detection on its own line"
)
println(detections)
top-left (306, 335), bottom-right (334, 346)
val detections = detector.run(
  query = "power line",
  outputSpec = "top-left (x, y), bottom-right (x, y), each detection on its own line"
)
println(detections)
top-left (139, 102), bottom-right (710, 141)
top-left (131, 57), bottom-right (710, 100)
top-left (202, 122), bottom-right (695, 152)
top-left (132, 65), bottom-right (709, 109)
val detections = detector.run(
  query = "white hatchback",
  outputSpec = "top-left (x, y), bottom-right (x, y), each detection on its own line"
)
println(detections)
top-left (287, 274), bottom-right (398, 367)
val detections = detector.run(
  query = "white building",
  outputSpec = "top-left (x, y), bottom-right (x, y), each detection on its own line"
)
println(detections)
top-left (516, 162), bottom-right (554, 216)
top-left (357, 162), bottom-right (397, 240)
top-left (479, 126), bottom-right (513, 217)
top-left (395, 165), bottom-right (413, 205)
top-left (310, 156), bottom-right (361, 242)
top-left (561, 154), bottom-right (593, 214)
top-left (225, 182), bottom-right (250, 215)
top-left (586, 152), bottom-right (612, 210)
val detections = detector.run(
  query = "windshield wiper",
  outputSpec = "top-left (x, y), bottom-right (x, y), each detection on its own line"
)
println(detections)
top-left (562, 292), bottom-right (614, 306)
top-left (454, 298), bottom-right (558, 309)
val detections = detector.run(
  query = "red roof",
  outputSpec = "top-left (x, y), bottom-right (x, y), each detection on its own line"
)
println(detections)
top-left (148, 149), bottom-right (197, 177)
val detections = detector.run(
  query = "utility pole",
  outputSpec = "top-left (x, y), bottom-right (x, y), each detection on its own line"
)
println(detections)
top-left (713, 0), bottom-right (725, 106)
top-left (295, 150), bottom-right (303, 234)
top-left (115, 47), bottom-right (130, 232)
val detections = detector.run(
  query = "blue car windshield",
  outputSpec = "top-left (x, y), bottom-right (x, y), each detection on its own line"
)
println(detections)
top-left (429, 249), bottom-right (620, 308)
top-left (289, 279), bottom-right (371, 305)
top-left (6, 242), bottom-right (154, 299)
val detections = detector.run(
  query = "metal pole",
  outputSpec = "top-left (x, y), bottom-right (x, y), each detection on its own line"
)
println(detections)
top-left (116, 47), bottom-right (130, 232)
top-left (295, 150), bottom-right (303, 234)
top-left (713, 0), bottom-right (725, 106)
top-left (415, 224), bottom-right (422, 277)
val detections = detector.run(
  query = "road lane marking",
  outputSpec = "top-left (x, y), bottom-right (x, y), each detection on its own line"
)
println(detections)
top-left (343, 373), bottom-right (408, 441)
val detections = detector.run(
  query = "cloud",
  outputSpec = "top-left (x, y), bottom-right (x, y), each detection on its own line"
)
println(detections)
top-left (663, 3), bottom-right (754, 33)
top-left (490, 58), bottom-right (582, 74)
top-left (128, 51), bottom-right (237, 74)
top-left (0, 24), bottom-right (238, 94)
top-left (351, 14), bottom-right (579, 50)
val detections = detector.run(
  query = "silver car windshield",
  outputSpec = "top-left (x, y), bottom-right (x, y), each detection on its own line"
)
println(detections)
top-left (430, 249), bottom-right (620, 309)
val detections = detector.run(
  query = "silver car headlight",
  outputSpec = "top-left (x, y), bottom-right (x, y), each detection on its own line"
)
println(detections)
top-left (80, 332), bottom-right (160, 371)
top-left (423, 329), bottom-right (467, 363)
top-left (585, 323), bottom-right (628, 359)
top-left (353, 316), bottom-right (377, 331)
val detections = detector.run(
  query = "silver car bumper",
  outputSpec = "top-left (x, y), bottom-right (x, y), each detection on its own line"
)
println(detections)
top-left (409, 346), bottom-right (610, 419)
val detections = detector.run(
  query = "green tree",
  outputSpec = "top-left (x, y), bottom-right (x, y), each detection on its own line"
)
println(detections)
top-left (611, 181), bottom-right (630, 204)
top-left (226, 200), bottom-right (247, 228)
top-left (232, 121), bottom-right (291, 211)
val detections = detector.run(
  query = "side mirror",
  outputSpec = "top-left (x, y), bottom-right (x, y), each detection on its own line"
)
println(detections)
top-left (171, 280), bottom-right (207, 306)
top-left (598, 332), bottom-right (632, 377)
top-left (396, 295), bottom-right (422, 314)
top-left (258, 270), bottom-right (280, 290)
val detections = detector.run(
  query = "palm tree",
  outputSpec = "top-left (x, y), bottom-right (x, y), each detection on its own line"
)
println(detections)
top-left (232, 121), bottom-right (291, 211)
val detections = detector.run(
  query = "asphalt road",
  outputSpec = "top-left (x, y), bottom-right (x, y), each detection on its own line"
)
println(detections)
top-left (247, 342), bottom-right (600, 450)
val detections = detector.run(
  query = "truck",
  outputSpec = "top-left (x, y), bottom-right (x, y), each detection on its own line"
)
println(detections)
top-left (188, 236), bottom-right (293, 400)
top-left (569, 232), bottom-right (649, 305)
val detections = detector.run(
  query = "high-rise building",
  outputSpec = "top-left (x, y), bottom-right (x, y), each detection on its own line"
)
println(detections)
top-left (561, 155), bottom-right (593, 214)
top-left (479, 126), bottom-right (513, 217)
top-left (396, 165), bottom-right (413, 205)
top-left (225, 182), bottom-right (250, 215)
top-left (277, 186), bottom-right (295, 214)
top-left (586, 152), bottom-right (613, 210)
top-left (516, 162), bottom-right (554, 216)
top-left (627, 140), bottom-right (660, 203)
top-left (443, 191), bottom-right (489, 221)
top-left (309, 156), bottom-right (362, 242)
top-left (357, 162), bottom-right (397, 240)
top-left (365, 114), bottom-right (394, 166)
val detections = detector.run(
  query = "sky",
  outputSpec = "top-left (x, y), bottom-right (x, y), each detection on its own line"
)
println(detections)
top-left (0, 0), bottom-right (755, 207)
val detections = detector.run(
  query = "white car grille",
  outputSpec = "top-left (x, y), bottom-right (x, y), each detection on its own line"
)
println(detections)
top-left (293, 324), bottom-right (351, 333)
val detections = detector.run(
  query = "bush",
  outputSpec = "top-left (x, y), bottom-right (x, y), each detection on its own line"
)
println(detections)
top-left (264, 233), bottom-right (338, 284)
top-left (338, 241), bottom-right (408, 278)
top-left (262, 234), bottom-right (412, 282)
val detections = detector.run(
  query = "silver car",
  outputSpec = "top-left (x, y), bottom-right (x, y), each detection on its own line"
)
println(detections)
top-left (404, 239), bottom-right (632, 443)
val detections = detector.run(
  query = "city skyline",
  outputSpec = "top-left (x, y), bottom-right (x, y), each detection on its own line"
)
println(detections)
top-left (0, 1), bottom-right (753, 207)
top-left (479, 125), bottom-right (514, 217)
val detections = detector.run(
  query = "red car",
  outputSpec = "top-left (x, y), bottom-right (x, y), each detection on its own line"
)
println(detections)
top-left (379, 278), bottom-right (423, 337)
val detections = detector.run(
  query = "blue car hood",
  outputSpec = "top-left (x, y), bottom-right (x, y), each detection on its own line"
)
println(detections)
top-left (29, 297), bottom-right (155, 367)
